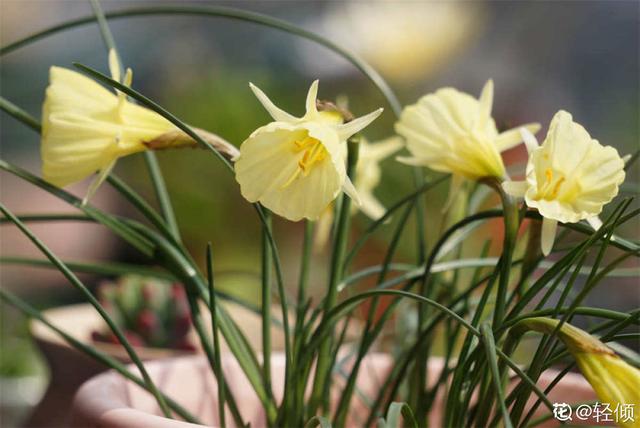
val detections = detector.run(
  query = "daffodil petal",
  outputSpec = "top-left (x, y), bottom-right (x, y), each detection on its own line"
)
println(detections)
top-left (342, 176), bottom-right (361, 206)
top-left (495, 123), bottom-right (541, 153)
top-left (541, 217), bottom-right (557, 256)
top-left (108, 49), bottom-right (121, 83)
top-left (587, 216), bottom-right (603, 231)
top-left (442, 174), bottom-right (464, 213)
top-left (359, 191), bottom-right (386, 220)
top-left (364, 137), bottom-right (404, 161)
top-left (520, 126), bottom-right (540, 155)
top-left (502, 180), bottom-right (528, 198)
top-left (305, 80), bottom-right (319, 117)
top-left (314, 207), bottom-right (334, 252)
top-left (249, 82), bottom-right (298, 123)
top-left (396, 156), bottom-right (428, 166)
top-left (336, 108), bottom-right (383, 141)
top-left (478, 79), bottom-right (494, 125)
top-left (82, 158), bottom-right (117, 205)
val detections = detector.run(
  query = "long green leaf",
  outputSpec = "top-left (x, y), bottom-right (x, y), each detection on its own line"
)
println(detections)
top-left (0, 203), bottom-right (171, 416)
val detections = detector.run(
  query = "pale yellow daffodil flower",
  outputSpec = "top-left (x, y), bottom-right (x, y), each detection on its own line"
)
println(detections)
top-left (41, 50), bottom-right (189, 203)
top-left (502, 110), bottom-right (625, 256)
top-left (395, 80), bottom-right (540, 201)
top-left (234, 80), bottom-right (383, 221)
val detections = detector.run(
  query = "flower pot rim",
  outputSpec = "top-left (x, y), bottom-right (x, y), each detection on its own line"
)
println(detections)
top-left (71, 353), bottom-right (596, 428)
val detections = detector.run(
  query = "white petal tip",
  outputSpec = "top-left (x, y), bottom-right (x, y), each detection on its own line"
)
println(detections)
top-left (520, 127), bottom-right (539, 154)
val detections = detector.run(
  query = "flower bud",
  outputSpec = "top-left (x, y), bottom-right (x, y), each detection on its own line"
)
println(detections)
top-left (511, 317), bottom-right (640, 428)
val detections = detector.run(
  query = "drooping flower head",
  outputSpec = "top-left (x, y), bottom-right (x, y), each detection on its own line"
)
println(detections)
top-left (512, 317), bottom-right (640, 428)
top-left (41, 50), bottom-right (189, 202)
top-left (502, 110), bottom-right (625, 255)
top-left (234, 80), bottom-right (383, 221)
top-left (395, 80), bottom-right (540, 182)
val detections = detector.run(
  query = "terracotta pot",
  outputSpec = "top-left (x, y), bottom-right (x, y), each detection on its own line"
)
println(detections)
top-left (70, 353), bottom-right (599, 428)
top-left (26, 301), bottom-right (274, 427)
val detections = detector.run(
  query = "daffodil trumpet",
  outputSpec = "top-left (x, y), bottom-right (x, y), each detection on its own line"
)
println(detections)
top-left (510, 317), bottom-right (640, 428)
top-left (502, 110), bottom-right (625, 256)
top-left (40, 49), bottom-right (231, 204)
top-left (234, 80), bottom-right (383, 221)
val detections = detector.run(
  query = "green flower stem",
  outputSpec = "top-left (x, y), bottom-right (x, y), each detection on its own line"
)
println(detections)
top-left (143, 152), bottom-right (181, 241)
top-left (481, 323), bottom-right (513, 428)
top-left (333, 202), bottom-right (414, 428)
top-left (106, 174), bottom-right (176, 240)
top-left (0, 287), bottom-right (200, 424)
top-left (89, 0), bottom-right (119, 67)
top-left (0, 203), bottom-right (172, 417)
top-left (128, 220), bottom-right (277, 424)
top-left (301, 287), bottom-right (557, 420)
top-left (252, 206), bottom-right (292, 428)
top-left (295, 220), bottom-right (314, 334)
top-left (206, 244), bottom-right (227, 428)
top-left (308, 137), bottom-right (359, 416)
top-left (490, 179), bottom-right (520, 329)
top-left (260, 209), bottom-right (274, 424)
top-left (289, 221), bottom-right (314, 425)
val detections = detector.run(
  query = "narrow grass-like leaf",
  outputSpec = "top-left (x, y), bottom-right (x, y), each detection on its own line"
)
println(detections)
top-left (480, 323), bottom-right (513, 428)
top-left (0, 256), bottom-right (175, 279)
top-left (0, 203), bottom-right (171, 416)
top-left (0, 96), bottom-right (41, 132)
top-left (206, 243), bottom-right (228, 428)
top-left (0, 159), bottom-right (154, 256)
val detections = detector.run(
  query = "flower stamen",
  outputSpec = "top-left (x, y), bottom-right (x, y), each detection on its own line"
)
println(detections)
top-left (281, 136), bottom-right (327, 188)
top-left (538, 168), bottom-right (566, 200)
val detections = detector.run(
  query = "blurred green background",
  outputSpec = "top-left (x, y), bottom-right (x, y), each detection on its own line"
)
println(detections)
top-left (1, 0), bottom-right (638, 424)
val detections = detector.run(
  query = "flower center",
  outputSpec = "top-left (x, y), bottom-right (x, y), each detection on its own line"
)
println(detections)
top-left (281, 136), bottom-right (328, 188)
top-left (537, 168), bottom-right (566, 200)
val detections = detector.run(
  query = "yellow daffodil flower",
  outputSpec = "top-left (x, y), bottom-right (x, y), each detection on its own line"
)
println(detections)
top-left (512, 317), bottom-right (640, 428)
top-left (502, 110), bottom-right (625, 255)
top-left (395, 80), bottom-right (540, 203)
top-left (234, 80), bottom-right (383, 221)
top-left (41, 50), bottom-right (189, 202)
